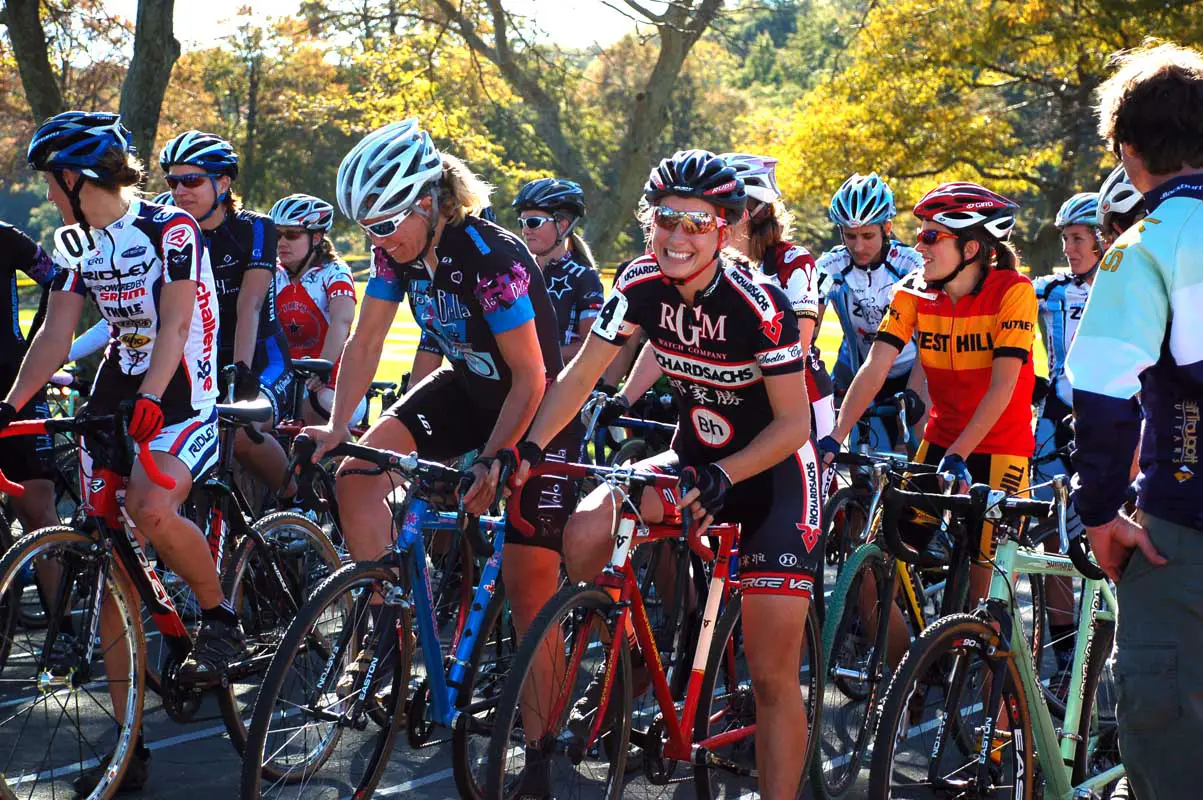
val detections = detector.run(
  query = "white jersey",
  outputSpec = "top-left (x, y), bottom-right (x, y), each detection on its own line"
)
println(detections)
top-left (817, 242), bottom-right (923, 378)
top-left (52, 199), bottom-right (220, 410)
top-left (1034, 270), bottom-right (1091, 407)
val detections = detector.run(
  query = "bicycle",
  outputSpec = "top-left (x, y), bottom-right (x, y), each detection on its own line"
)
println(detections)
top-left (240, 436), bottom-right (514, 800)
top-left (0, 406), bottom-right (341, 798)
top-left (579, 388), bottom-right (677, 466)
top-left (866, 477), bottom-right (1121, 798)
top-left (485, 460), bottom-right (823, 799)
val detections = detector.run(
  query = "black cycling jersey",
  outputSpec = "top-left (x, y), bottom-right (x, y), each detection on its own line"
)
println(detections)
top-left (542, 253), bottom-right (604, 346)
top-left (592, 255), bottom-right (805, 464)
top-left (203, 208), bottom-right (290, 372)
top-left (0, 222), bottom-right (57, 372)
top-left (366, 215), bottom-right (564, 407)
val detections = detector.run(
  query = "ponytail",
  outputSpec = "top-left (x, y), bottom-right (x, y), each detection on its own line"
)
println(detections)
top-left (438, 153), bottom-right (493, 225)
top-left (568, 231), bottom-right (598, 271)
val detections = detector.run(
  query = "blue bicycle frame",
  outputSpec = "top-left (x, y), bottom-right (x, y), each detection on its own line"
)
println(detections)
top-left (396, 497), bottom-right (507, 730)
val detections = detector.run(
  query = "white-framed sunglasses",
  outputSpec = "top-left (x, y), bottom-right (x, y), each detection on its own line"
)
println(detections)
top-left (361, 207), bottom-right (416, 238)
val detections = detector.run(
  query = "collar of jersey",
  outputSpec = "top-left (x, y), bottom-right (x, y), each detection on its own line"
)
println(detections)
top-left (1144, 172), bottom-right (1203, 212)
top-left (545, 252), bottom-right (577, 270)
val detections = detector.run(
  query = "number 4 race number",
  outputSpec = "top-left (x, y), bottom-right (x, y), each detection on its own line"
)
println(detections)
top-left (593, 292), bottom-right (629, 340)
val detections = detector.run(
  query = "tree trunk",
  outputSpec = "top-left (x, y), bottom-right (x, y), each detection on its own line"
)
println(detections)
top-left (4, 0), bottom-right (65, 122)
top-left (243, 53), bottom-right (261, 206)
top-left (120, 0), bottom-right (180, 167)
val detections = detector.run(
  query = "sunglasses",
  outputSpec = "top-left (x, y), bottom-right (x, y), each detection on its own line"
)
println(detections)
top-left (519, 215), bottom-right (555, 231)
top-left (164, 172), bottom-right (224, 189)
top-left (652, 206), bottom-right (724, 235)
top-left (361, 207), bottom-right (415, 238)
top-left (278, 229), bottom-right (311, 242)
top-left (916, 229), bottom-right (959, 246)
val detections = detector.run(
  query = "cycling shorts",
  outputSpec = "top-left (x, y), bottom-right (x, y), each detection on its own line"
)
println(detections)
top-left (900, 440), bottom-right (1029, 561)
top-left (217, 338), bottom-right (296, 423)
top-left (146, 406), bottom-right (219, 481)
top-left (383, 366), bottom-right (582, 552)
top-left (0, 387), bottom-right (53, 483)
top-left (639, 444), bottom-right (823, 599)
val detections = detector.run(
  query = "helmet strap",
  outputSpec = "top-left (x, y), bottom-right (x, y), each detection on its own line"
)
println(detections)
top-left (54, 170), bottom-right (95, 246)
top-left (290, 233), bottom-right (318, 277)
top-left (925, 238), bottom-right (979, 292)
top-left (403, 184), bottom-right (442, 273)
top-left (195, 176), bottom-right (228, 224)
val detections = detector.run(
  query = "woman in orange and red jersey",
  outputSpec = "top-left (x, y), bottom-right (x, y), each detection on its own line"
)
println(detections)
top-left (820, 182), bottom-right (1037, 644)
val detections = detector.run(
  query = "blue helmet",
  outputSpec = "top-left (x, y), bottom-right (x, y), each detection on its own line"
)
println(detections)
top-left (27, 111), bottom-right (133, 180)
top-left (159, 130), bottom-right (239, 177)
top-left (829, 172), bottom-right (896, 228)
top-left (150, 191), bottom-right (175, 206)
top-left (1055, 192), bottom-right (1100, 229)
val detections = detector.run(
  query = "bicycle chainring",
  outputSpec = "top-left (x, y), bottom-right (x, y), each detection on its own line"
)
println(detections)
top-left (160, 655), bottom-right (203, 723)
top-left (406, 678), bottom-right (436, 748)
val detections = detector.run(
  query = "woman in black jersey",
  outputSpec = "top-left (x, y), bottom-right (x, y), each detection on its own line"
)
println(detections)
top-left (303, 119), bottom-right (577, 699)
top-left (511, 178), bottom-right (605, 362)
top-left (514, 150), bottom-right (820, 799)
top-left (159, 130), bottom-right (295, 499)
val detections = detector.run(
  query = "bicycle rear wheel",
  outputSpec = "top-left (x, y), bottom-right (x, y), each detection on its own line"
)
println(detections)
top-left (485, 583), bottom-right (631, 800)
top-left (693, 594), bottom-right (822, 799)
top-left (0, 526), bottom-right (146, 800)
top-left (240, 560), bottom-right (407, 798)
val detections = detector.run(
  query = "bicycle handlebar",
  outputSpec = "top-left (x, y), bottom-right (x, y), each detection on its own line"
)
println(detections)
top-left (507, 461), bottom-right (679, 537)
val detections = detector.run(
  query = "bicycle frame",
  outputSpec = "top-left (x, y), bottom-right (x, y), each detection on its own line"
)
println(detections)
top-left (986, 533), bottom-right (1122, 798)
top-left (397, 496), bottom-right (507, 732)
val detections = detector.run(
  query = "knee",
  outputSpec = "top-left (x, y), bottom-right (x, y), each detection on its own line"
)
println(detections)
top-left (563, 509), bottom-right (609, 580)
top-left (747, 662), bottom-right (803, 707)
top-left (125, 489), bottom-right (173, 532)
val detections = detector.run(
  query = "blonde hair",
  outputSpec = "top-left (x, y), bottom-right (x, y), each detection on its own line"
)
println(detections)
top-left (438, 153), bottom-right (493, 225)
top-left (94, 150), bottom-right (146, 200)
top-left (744, 199), bottom-right (795, 263)
top-left (568, 231), bottom-right (598, 270)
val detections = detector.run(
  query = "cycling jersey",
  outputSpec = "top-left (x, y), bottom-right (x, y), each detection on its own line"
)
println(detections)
top-left (51, 199), bottom-right (220, 416)
top-left (817, 241), bottom-right (923, 379)
top-left (1067, 174), bottom-right (1203, 530)
top-left (592, 255), bottom-right (805, 464)
top-left (758, 241), bottom-right (829, 396)
top-left (365, 215), bottom-right (564, 405)
top-left (0, 222), bottom-right (57, 372)
top-left (542, 253), bottom-right (604, 346)
top-left (204, 208), bottom-right (290, 372)
top-left (274, 257), bottom-right (358, 360)
top-left (1033, 270), bottom-right (1091, 408)
top-left (876, 268), bottom-right (1037, 457)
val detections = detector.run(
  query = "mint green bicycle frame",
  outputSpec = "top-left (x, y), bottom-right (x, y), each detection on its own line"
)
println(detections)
top-left (984, 479), bottom-right (1123, 798)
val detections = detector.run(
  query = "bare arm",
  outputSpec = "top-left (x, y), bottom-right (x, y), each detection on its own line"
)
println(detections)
top-left (233, 269), bottom-right (272, 367)
top-left (329, 295), bottom-right (396, 430)
top-left (5, 291), bottom-right (84, 410)
top-left (480, 320), bottom-right (547, 458)
top-left (617, 341), bottom-right (664, 404)
top-left (138, 281), bottom-right (195, 397)
top-left (830, 340), bottom-right (900, 443)
top-left (905, 357), bottom-right (930, 432)
top-left (560, 317), bottom-right (592, 364)
top-left (945, 356), bottom-right (1024, 459)
top-left (318, 295), bottom-right (356, 367)
top-left (528, 332), bottom-right (621, 449)
top-left (601, 330), bottom-right (644, 387)
top-left (408, 349), bottom-right (443, 387)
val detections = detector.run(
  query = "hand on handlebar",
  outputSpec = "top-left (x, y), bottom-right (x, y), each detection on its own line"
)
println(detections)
top-left (506, 440), bottom-right (545, 493)
top-left (936, 453), bottom-right (972, 493)
top-left (676, 463), bottom-right (732, 534)
top-left (128, 394), bottom-right (164, 444)
top-left (817, 434), bottom-right (841, 467)
top-left (461, 458), bottom-right (500, 516)
top-left (299, 423), bottom-right (350, 463)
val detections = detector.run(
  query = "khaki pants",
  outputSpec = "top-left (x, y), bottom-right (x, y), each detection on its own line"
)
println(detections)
top-left (1114, 513), bottom-right (1203, 800)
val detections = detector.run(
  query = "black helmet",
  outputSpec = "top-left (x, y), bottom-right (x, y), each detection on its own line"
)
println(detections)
top-left (644, 149), bottom-right (746, 217)
top-left (512, 178), bottom-right (586, 218)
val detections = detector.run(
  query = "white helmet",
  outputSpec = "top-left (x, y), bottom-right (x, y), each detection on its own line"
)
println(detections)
top-left (270, 193), bottom-right (334, 232)
top-left (1096, 165), bottom-right (1145, 227)
top-left (336, 118), bottom-right (443, 223)
top-left (1054, 192), bottom-right (1100, 229)
top-left (829, 172), bottom-right (896, 228)
top-left (720, 153), bottom-right (780, 204)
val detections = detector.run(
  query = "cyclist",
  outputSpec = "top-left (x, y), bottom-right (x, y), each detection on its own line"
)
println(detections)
top-left (514, 149), bottom-right (821, 800)
top-left (160, 130), bottom-right (294, 496)
top-left (299, 118), bottom-right (577, 702)
top-left (723, 152), bottom-right (835, 441)
top-left (818, 172), bottom-right (926, 451)
top-left (822, 181), bottom-right (1036, 619)
top-left (1032, 191), bottom-right (1101, 693)
top-left (1096, 163), bottom-right (1147, 248)
top-left (512, 178), bottom-right (605, 362)
top-left (1068, 42), bottom-right (1203, 799)
top-left (13, 112), bottom-right (243, 792)
top-left (269, 193), bottom-right (363, 425)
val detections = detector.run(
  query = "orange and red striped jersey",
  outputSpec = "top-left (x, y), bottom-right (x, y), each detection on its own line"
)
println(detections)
top-left (876, 268), bottom-right (1036, 457)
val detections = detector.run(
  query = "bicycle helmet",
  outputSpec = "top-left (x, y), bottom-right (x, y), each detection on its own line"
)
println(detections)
top-left (28, 111), bottom-right (135, 234)
top-left (336, 118), bottom-right (443, 224)
top-left (479, 205), bottom-right (498, 224)
top-left (720, 153), bottom-right (781, 204)
top-left (644, 149), bottom-right (746, 217)
top-left (270, 193), bottom-right (335, 232)
top-left (150, 191), bottom-right (175, 206)
top-left (912, 182), bottom-right (1019, 241)
top-left (159, 130), bottom-right (239, 177)
top-left (1096, 165), bottom-right (1146, 229)
top-left (829, 172), bottom-right (896, 228)
top-left (512, 178), bottom-right (586, 218)
top-left (1054, 192), bottom-right (1100, 229)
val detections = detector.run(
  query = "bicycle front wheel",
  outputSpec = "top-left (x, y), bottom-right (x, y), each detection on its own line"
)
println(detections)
top-left (240, 560), bottom-right (407, 799)
top-left (485, 583), bottom-right (631, 800)
top-left (0, 525), bottom-right (146, 800)
top-left (868, 613), bottom-right (1033, 800)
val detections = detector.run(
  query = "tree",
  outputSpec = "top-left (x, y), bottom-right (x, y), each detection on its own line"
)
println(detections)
top-left (2, 0), bottom-right (179, 161)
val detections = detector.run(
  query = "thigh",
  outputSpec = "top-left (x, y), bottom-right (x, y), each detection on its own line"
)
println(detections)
top-left (0, 389), bottom-right (54, 483)
top-left (507, 420), bottom-right (584, 553)
top-left (145, 405), bottom-right (219, 484)
top-left (978, 452), bottom-right (1028, 560)
top-left (382, 367), bottom-right (489, 461)
top-left (741, 593), bottom-right (810, 679)
top-left (571, 449), bottom-right (680, 526)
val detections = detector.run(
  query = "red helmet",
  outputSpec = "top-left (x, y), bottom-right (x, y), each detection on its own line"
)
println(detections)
top-left (913, 182), bottom-right (1019, 241)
